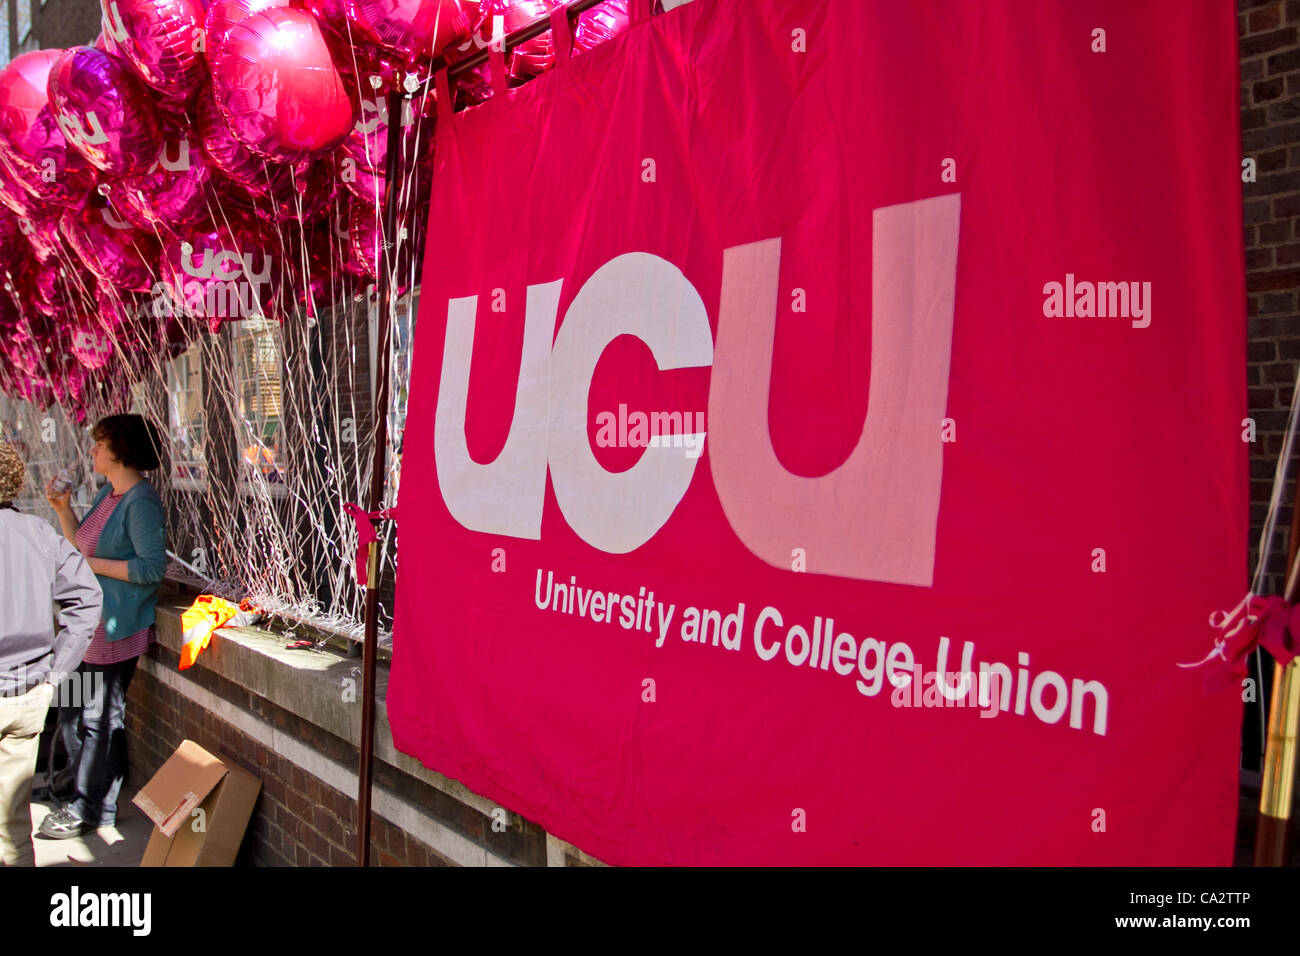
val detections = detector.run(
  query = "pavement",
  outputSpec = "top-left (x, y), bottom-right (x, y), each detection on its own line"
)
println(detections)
top-left (28, 783), bottom-right (153, 867)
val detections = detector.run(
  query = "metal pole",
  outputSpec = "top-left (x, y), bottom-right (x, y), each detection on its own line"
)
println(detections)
top-left (1254, 480), bottom-right (1300, 865)
top-left (440, 0), bottom-right (605, 79)
top-left (356, 87), bottom-right (405, 867)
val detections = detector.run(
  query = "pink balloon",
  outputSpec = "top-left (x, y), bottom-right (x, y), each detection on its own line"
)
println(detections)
top-left (212, 8), bottom-right (357, 162)
top-left (194, 82), bottom-right (300, 195)
top-left (348, 195), bottom-right (380, 279)
top-left (33, 263), bottom-right (65, 314)
top-left (11, 333), bottom-right (44, 375)
top-left (117, 129), bottom-right (218, 230)
top-left (335, 88), bottom-right (433, 204)
top-left (59, 199), bottom-right (160, 292)
top-left (348, 195), bottom-right (414, 294)
top-left (0, 207), bottom-right (25, 269)
top-left (479, 0), bottom-right (559, 80)
top-left (69, 313), bottom-right (116, 369)
top-left (101, 0), bottom-right (208, 106)
top-left (47, 47), bottom-right (164, 176)
top-left (250, 157), bottom-right (335, 225)
top-left (159, 217), bottom-right (277, 332)
top-left (574, 0), bottom-right (628, 55)
top-left (204, 0), bottom-right (292, 67)
top-left (0, 153), bottom-right (39, 216)
top-left (0, 287), bottom-right (19, 327)
top-left (95, 283), bottom-right (146, 331)
top-left (17, 210), bottom-right (63, 262)
top-left (345, 0), bottom-right (472, 63)
top-left (0, 50), bottom-right (93, 206)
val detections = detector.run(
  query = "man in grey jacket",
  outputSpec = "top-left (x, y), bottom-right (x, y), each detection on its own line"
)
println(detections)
top-left (0, 438), bottom-right (101, 866)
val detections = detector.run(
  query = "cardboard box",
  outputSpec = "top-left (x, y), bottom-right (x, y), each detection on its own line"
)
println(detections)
top-left (134, 740), bottom-right (262, 867)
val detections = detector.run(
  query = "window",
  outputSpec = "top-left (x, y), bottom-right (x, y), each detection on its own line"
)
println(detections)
top-left (168, 345), bottom-right (206, 487)
top-left (231, 317), bottom-right (285, 486)
top-left (0, 1), bottom-right (10, 66)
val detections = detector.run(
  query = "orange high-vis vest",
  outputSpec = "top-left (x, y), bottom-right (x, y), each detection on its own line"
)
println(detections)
top-left (179, 595), bottom-right (241, 670)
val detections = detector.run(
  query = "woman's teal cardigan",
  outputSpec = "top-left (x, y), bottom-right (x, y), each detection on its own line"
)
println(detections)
top-left (85, 479), bottom-right (168, 641)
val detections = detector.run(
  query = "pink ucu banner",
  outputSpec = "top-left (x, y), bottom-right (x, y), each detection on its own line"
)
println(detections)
top-left (389, 0), bottom-right (1247, 864)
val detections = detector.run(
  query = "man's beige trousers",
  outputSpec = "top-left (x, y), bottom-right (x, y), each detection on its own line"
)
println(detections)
top-left (0, 683), bottom-right (53, 866)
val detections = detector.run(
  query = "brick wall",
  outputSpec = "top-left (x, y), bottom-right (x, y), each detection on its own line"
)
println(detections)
top-left (1242, 0), bottom-right (1300, 595)
top-left (124, 636), bottom-right (560, 867)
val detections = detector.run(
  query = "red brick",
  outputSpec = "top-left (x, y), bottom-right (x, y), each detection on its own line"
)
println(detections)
top-left (1264, 361), bottom-right (1298, 382)
top-left (301, 825), bottom-right (329, 860)
top-left (1246, 199), bottom-right (1272, 223)
top-left (1252, 339), bottom-right (1280, 361)
top-left (1258, 147), bottom-right (1289, 171)
top-left (1248, 266), bottom-right (1300, 290)
top-left (1269, 96), bottom-right (1300, 121)
top-left (1242, 26), bottom-right (1297, 56)
top-left (1260, 221), bottom-right (1291, 243)
top-left (1252, 3), bottom-right (1284, 31)
top-left (286, 788), bottom-right (310, 821)
top-left (1255, 76), bottom-right (1286, 104)
top-left (329, 843), bottom-right (354, 867)
top-left (1269, 48), bottom-right (1300, 74)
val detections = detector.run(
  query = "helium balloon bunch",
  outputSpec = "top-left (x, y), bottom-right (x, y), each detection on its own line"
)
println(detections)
top-left (0, 0), bottom-right (636, 640)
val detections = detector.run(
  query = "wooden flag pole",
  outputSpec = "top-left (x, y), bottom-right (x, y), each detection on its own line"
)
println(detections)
top-left (356, 87), bottom-right (406, 868)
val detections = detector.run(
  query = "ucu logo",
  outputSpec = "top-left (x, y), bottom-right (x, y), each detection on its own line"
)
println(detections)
top-left (167, 245), bottom-right (273, 321)
top-left (55, 110), bottom-right (108, 150)
top-left (354, 98), bottom-right (415, 136)
top-left (72, 329), bottom-right (111, 358)
top-left (356, 98), bottom-right (387, 135)
top-left (435, 194), bottom-right (961, 587)
top-left (180, 247), bottom-right (270, 283)
top-left (456, 16), bottom-right (506, 53)
top-left (100, 206), bottom-right (132, 230)
top-left (151, 137), bottom-right (190, 173)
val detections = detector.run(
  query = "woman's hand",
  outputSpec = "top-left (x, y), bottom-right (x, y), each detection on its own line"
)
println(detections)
top-left (45, 480), bottom-right (72, 514)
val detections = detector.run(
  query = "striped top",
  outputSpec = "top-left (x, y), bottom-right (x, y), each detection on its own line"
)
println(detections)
top-left (76, 489), bottom-right (154, 665)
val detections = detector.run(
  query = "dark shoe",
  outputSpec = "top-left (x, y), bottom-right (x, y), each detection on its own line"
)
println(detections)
top-left (32, 770), bottom-right (74, 802)
top-left (38, 807), bottom-right (86, 840)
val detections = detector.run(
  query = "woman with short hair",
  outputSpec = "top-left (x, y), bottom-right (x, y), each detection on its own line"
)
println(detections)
top-left (41, 414), bottom-right (167, 840)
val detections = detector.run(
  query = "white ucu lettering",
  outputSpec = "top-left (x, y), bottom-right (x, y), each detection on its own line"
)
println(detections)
top-left (433, 194), bottom-right (961, 586)
top-left (72, 330), bottom-right (111, 357)
top-left (103, 1), bottom-right (129, 42)
top-left (56, 110), bottom-right (108, 149)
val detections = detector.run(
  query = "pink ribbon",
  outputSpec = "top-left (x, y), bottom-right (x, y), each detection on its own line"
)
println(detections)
top-left (343, 503), bottom-right (398, 587)
top-left (1181, 594), bottom-right (1300, 691)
